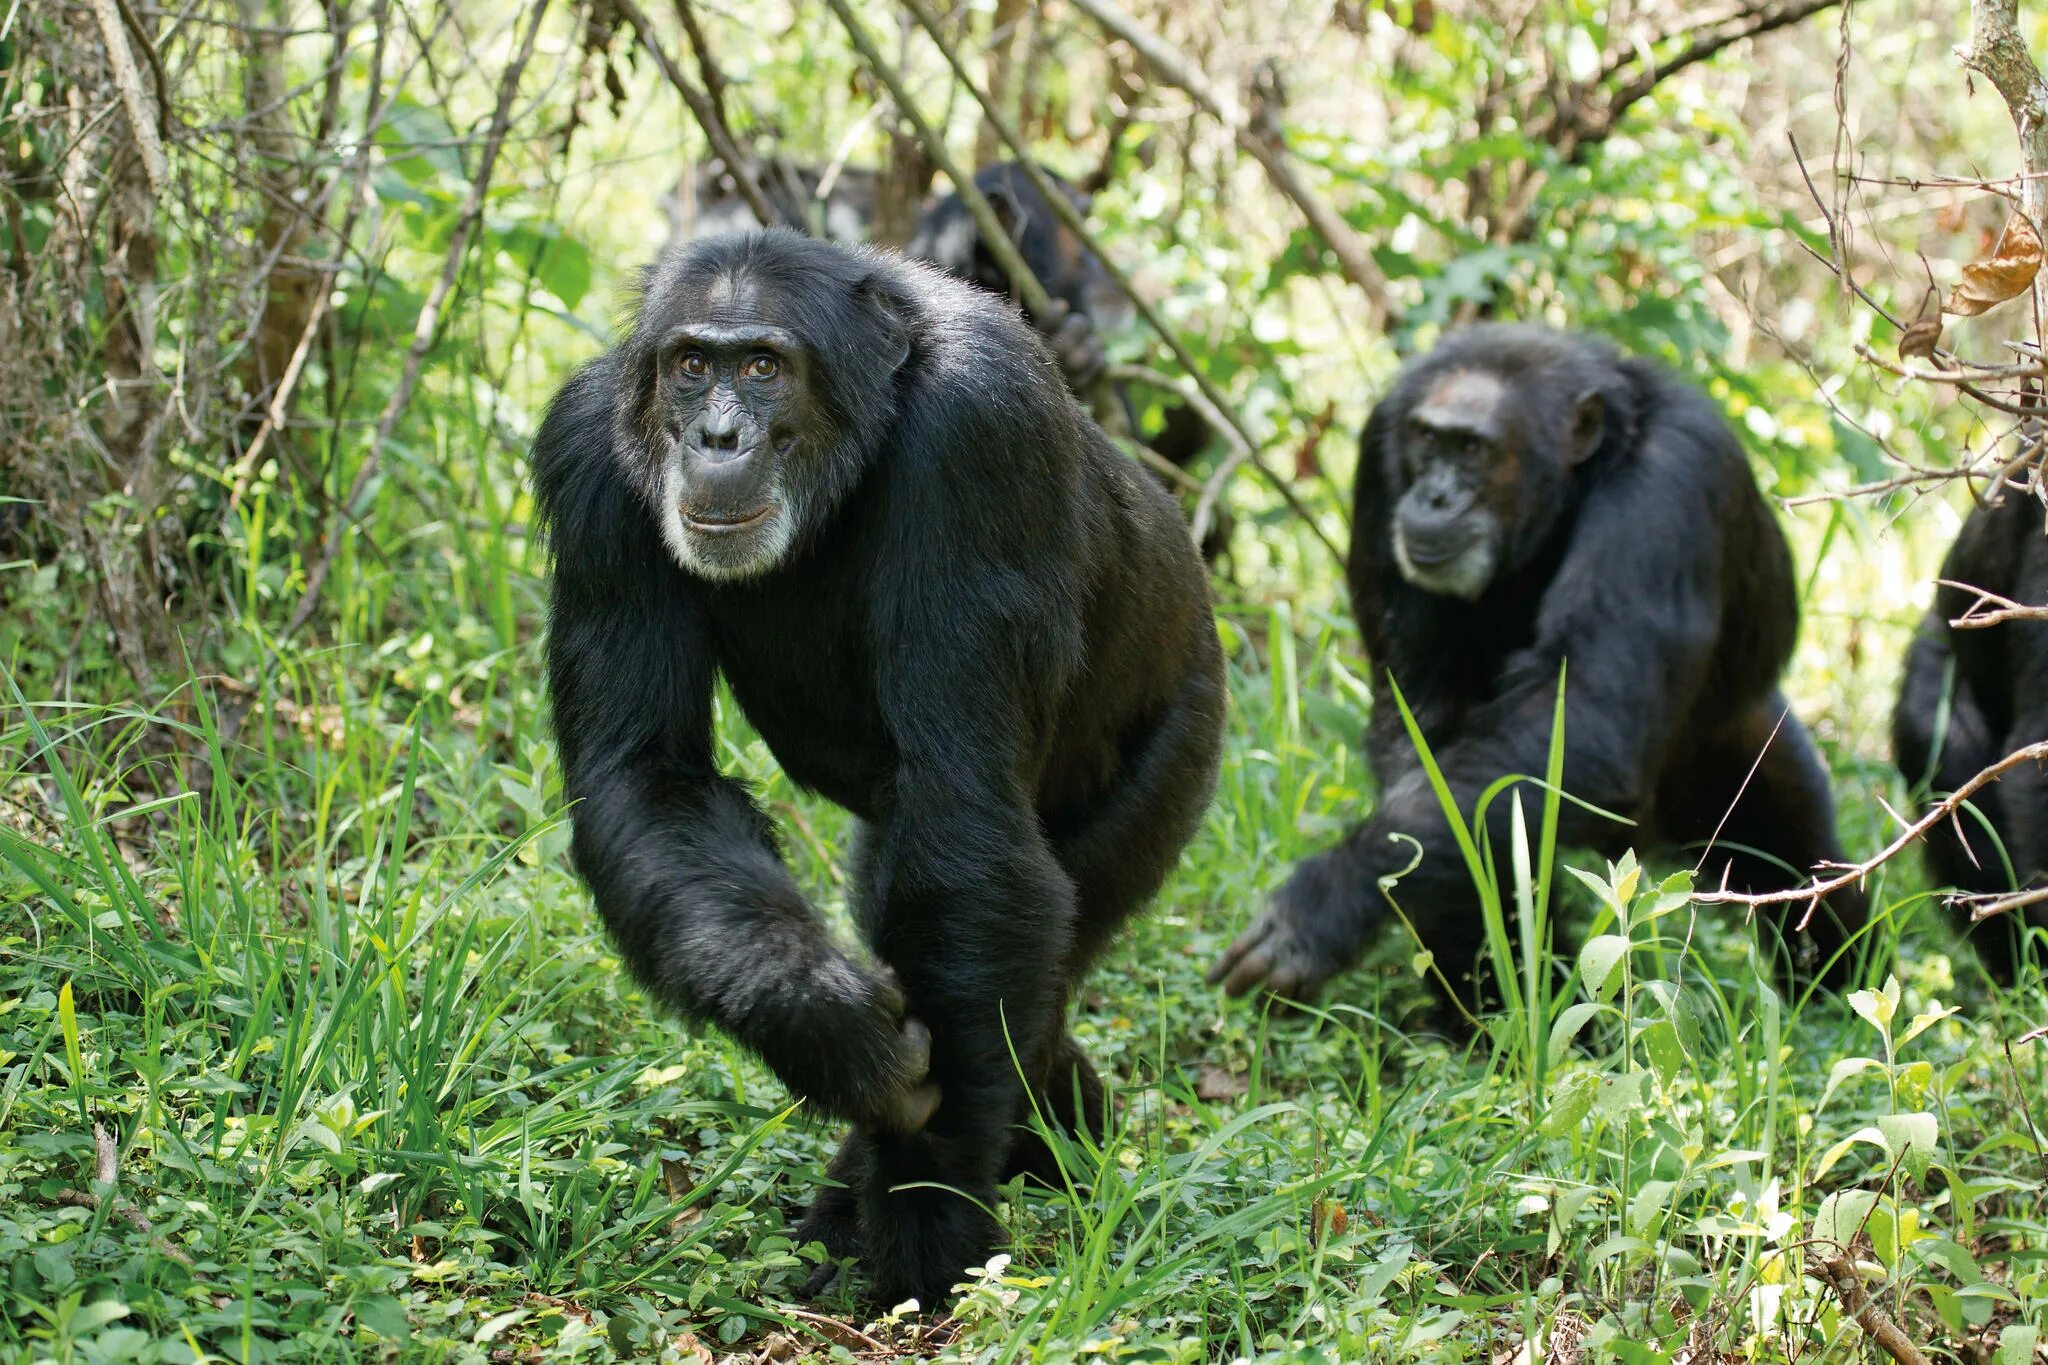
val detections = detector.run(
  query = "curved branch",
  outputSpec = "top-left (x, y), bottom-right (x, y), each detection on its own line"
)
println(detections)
top-left (1064, 0), bottom-right (1391, 324)
top-left (892, 0), bottom-right (1344, 565)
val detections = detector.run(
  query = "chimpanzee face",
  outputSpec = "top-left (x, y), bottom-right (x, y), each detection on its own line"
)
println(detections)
top-left (1388, 367), bottom-right (1604, 601)
top-left (650, 309), bottom-right (810, 580)
top-left (618, 240), bottom-right (910, 583)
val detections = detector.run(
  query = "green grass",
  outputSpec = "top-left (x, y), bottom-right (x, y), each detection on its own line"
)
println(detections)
top-left (3, 519), bottom-right (2047, 1365)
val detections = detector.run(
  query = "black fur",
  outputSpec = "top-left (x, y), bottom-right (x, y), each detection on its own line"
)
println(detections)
top-left (532, 229), bottom-right (1225, 1305)
top-left (1892, 491), bottom-right (2048, 980)
top-left (1211, 324), bottom-right (1868, 1010)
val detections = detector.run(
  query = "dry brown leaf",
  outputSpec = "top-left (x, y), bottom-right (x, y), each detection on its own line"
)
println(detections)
top-left (1194, 1064), bottom-right (1246, 1102)
top-left (1312, 1199), bottom-right (1349, 1238)
top-left (1898, 315), bottom-right (1943, 361)
top-left (1944, 211), bottom-right (2043, 316)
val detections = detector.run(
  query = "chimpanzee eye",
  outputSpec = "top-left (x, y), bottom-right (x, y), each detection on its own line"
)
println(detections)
top-left (677, 351), bottom-right (709, 379)
top-left (743, 353), bottom-right (780, 381)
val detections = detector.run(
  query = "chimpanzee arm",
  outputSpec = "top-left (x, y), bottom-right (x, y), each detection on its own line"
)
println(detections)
top-left (1215, 442), bottom-right (1727, 1000)
top-left (537, 367), bottom-right (934, 1135)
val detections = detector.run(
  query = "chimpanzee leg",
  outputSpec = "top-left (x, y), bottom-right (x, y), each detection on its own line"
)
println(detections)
top-left (1001, 640), bottom-right (1224, 1180)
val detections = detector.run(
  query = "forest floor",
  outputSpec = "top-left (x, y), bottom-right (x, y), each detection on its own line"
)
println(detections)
top-left (3, 523), bottom-right (2047, 1365)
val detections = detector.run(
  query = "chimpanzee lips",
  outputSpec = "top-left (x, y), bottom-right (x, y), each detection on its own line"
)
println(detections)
top-left (682, 503), bottom-right (776, 533)
top-left (1400, 535), bottom-right (1473, 566)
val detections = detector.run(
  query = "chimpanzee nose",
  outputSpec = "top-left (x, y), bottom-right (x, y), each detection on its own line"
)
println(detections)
top-left (699, 405), bottom-right (741, 458)
top-left (1423, 484), bottom-right (1455, 512)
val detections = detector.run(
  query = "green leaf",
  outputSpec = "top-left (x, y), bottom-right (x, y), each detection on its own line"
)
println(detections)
top-left (1819, 1056), bottom-right (1885, 1112)
top-left (67, 1299), bottom-right (130, 1334)
top-left (355, 1293), bottom-right (409, 1341)
top-left (1849, 975), bottom-right (1901, 1037)
top-left (1543, 1069), bottom-right (1599, 1137)
top-left (1549, 1001), bottom-right (1608, 1054)
top-left (1876, 1111), bottom-right (1939, 1178)
top-left (1813, 1189), bottom-right (1879, 1249)
top-left (1995, 1324), bottom-right (2038, 1365)
top-left (1578, 935), bottom-right (1630, 1001)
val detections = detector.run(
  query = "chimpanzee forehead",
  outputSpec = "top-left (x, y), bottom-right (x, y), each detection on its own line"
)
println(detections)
top-left (1412, 367), bottom-right (1512, 433)
top-left (681, 266), bottom-right (771, 323)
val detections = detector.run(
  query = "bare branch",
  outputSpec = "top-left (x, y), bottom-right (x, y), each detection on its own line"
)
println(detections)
top-left (612, 0), bottom-right (777, 230)
top-left (1940, 577), bottom-right (2048, 628)
top-left (1596, 0), bottom-right (1841, 144)
top-left (1063, 0), bottom-right (1392, 324)
top-left (1960, 0), bottom-right (2048, 233)
top-left (1809, 1256), bottom-right (1933, 1365)
top-left (89, 0), bottom-right (169, 193)
top-left (1695, 739), bottom-right (2048, 921)
top-left (284, 0), bottom-right (549, 637)
top-left (892, 0), bottom-right (1344, 565)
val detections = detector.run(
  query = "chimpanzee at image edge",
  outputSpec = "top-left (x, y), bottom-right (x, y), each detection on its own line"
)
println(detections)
top-left (1894, 489), bottom-right (2048, 981)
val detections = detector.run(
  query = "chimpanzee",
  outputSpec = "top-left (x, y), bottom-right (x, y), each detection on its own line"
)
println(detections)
top-left (908, 161), bottom-right (1133, 393)
top-left (669, 154), bottom-right (881, 245)
top-left (531, 229), bottom-right (1225, 1305)
top-left (1210, 324), bottom-right (1869, 1009)
top-left (1892, 489), bottom-right (2048, 980)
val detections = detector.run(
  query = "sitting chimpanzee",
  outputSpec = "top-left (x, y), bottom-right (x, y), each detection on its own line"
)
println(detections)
top-left (532, 230), bottom-right (1225, 1304)
top-left (1211, 324), bottom-right (1868, 1010)
top-left (1892, 490), bottom-right (2048, 980)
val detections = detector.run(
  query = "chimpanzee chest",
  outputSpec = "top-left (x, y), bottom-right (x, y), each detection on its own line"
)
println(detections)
top-left (702, 577), bottom-right (895, 819)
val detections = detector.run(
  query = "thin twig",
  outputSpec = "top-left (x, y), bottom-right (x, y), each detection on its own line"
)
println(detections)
top-left (283, 0), bottom-right (549, 636)
top-left (1064, 0), bottom-right (1392, 324)
top-left (613, 0), bottom-right (776, 229)
top-left (1940, 578), bottom-right (2048, 627)
top-left (1694, 739), bottom-right (2048, 924)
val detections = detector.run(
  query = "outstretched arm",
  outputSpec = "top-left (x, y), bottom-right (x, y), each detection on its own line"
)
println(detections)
top-left (1215, 449), bottom-right (1725, 1001)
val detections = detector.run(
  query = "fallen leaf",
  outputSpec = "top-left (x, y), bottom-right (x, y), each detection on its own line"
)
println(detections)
top-left (1944, 210), bottom-right (2043, 316)
top-left (1312, 1199), bottom-right (1349, 1237)
top-left (1194, 1064), bottom-right (1246, 1102)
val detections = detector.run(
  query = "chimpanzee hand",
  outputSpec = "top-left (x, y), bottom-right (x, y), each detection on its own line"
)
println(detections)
top-left (1037, 300), bottom-right (1108, 393)
top-left (1206, 847), bottom-right (1369, 1002)
top-left (776, 958), bottom-right (941, 1135)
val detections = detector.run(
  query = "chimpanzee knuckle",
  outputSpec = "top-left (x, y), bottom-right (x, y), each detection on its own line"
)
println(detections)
top-left (896, 1015), bottom-right (932, 1081)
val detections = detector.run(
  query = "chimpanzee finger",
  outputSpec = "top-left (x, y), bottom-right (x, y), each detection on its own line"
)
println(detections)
top-left (1204, 917), bottom-right (1268, 987)
top-left (897, 1015), bottom-right (932, 1082)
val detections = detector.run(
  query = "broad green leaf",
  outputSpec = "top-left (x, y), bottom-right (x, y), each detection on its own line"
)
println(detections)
top-left (1579, 935), bottom-right (1630, 1000)
top-left (1813, 1189), bottom-right (1879, 1248)
top-left (1819, 1056), bottom-right (1885, 1112)
top-left (1877, 1111), bottom-right (1939, 1178)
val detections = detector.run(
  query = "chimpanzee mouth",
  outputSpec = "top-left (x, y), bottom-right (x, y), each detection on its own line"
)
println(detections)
top-left (1399, 537), bottom-right (1475, 566)
top-left (682, 504), bottom-right (777, 534)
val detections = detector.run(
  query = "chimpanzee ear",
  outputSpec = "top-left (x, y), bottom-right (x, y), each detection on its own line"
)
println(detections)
top-left (1568, 389), bottom-right (1605, 465)
top-left (854, 272), bottom-right (913, 376)
top-left (611, 332), bottom-right (665, 457)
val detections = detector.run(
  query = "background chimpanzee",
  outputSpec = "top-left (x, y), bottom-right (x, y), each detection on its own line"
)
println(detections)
top-left (1893, 491), bottom-right (2048, 980)
top-left (907, 161), bottom-right (1133, 392)
top-left (1210, 324), bottom-right (1869, 1010)
top-left (532, 229), bottom-right (1225, 1304)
